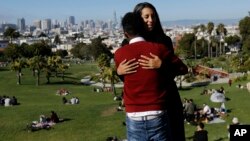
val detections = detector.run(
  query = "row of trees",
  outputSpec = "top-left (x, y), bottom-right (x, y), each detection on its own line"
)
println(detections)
top-left (176, 22), bottom-right (238, 59)
top-left (70, 36), bottom-right (113, 60)
top-left (1, 27), bottom-right (115, 87)
top-left (4, 41), bottom-right (68, 86)
top-left (176, 16), bottom-right (250, 72)
top-left (177, 16), bottom-right (250, 59)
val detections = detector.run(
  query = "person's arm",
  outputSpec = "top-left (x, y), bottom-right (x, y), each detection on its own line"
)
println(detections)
top-left (138, 52), bottom-right (188, 77)
top-left (138, 53), bottom-right (162, 69)
top-left (116, 58), bottom-right (139, 75)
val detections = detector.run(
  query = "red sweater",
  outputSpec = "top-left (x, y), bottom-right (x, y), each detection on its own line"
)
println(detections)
top-left (114, 41), bottom-right (170, 112)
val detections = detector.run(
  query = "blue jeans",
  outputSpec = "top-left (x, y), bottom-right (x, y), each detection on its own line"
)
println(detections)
top-left (126, 112), bottom-right (172, 141)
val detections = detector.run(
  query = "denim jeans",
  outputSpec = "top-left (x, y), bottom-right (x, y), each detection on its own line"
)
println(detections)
top-left (126, 112), bottom-right (172, 141)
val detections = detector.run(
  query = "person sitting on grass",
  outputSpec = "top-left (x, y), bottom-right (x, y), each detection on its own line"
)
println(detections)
top-left (199, 103), bottom-right (212, 122)
top-left (49, 111), bottom-right (60, 123)
top-left (62, 97), bottom-right (69, 104)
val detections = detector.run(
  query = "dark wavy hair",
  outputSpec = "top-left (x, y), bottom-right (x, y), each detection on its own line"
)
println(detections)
top-left (133, 2), bottom-right (165, 40)
top-left (133, 2), bottom-right (173, 50)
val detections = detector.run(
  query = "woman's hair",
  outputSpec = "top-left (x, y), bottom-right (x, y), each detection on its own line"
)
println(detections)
top-left (133, 2), bottom-right (165, 39)
top-left (133, 2), bottom-right (174, 51)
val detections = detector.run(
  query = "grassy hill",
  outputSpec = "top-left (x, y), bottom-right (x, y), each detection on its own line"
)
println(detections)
top-left (0, 63), bottom-right (249, 141)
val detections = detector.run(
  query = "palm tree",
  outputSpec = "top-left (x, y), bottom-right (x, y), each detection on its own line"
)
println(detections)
top-left (210, 36), bottom-right (219, 57)
top-left (102, 66), bottom-right (120, 96)
top-left (207, 22), bottom-right (214, 58)
top-left (216, 23), bottom-right (227, 55)
top-left (10, 58), bottom-right (27, 85)
top-left (96, 54), bottom-right (111, 89)
top-left (28, 56), bottom-right (46, 86)
top-left (58, 63), bottom-right (69, 81)
top-left (47, 56), bottom-right (62, 77)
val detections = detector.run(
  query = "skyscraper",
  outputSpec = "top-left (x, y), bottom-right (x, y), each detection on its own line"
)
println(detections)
top-left (17, 18), bottom-right (25, 32)
top-left (33, 20), bottom-right (41, 29)
top-left (69, 16), bottom-right (75, 26)
top-left (41, 19), bottom-right (52, 31)
top-left (113, 11), bottom-right (118, 29)
top-left (113, 11), bottom-right (117, 25)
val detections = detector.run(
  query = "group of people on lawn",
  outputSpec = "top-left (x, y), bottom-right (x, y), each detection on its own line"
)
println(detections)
top-left (0, 95), bottom-right (18, 107)
top-left (183, 100), bottom-right (227, 124)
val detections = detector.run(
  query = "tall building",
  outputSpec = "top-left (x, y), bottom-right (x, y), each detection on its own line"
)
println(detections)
top-left (113, 11), bottom-right (118, 26)
top-left (17, 18), bottom-right (25, 32)
top-left (69, 16), bottom-right (75, 26)
top-left (33, 20), bottom-right (41, 29)
top-left (41, 19), bottom-right (52, 31)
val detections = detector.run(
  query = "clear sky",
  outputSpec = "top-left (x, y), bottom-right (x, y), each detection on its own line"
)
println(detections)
top-left (1, 0), bottom-right (250, 24)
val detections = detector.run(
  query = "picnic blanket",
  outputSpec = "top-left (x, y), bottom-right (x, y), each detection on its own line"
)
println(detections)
top-left (208, 117), bottom-right (226, 124)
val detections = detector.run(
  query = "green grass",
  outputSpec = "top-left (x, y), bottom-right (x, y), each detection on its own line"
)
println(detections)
top-left (0, 63), bottom-right (249, 141)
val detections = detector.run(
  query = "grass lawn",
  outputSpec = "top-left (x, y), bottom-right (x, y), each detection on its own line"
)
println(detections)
top-left (0, 63), bottom-right (249, 141)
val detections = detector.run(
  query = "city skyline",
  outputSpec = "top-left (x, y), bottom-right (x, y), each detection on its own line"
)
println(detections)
top-left (1, 0), bottom-right (250, 25)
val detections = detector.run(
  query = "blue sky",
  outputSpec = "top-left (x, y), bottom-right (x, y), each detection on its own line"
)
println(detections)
top-left (1, 0), bottom-right (250, 24)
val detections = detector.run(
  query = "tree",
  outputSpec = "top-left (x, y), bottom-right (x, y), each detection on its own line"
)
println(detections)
top-left (70, 42), bottom-right (89, 59)
top-left (10, 58), bottom-right (27, 85)
top-left (54, 34), bottom-right (62, 45)
top-left (239, 16), bottom-right (250, 42)
top-left (207, 22), bottom-right (214, 58)
top-left (216, 23), bottom-right (227, 55)
top-left (57, 63), bottom-right (69, 81)
top-left (4, 43), bottom-right (22, 61)
top-left (31, 41), bottom-right (52, 57)
top-left (177, 33), bottom-right (195, 59)
top-left (89, 37), bottom-right (112, 60)
top-left (20, 43), bottom-right (33, 58)
top-left (210, 36), bottom-right (219, 57)
top-left (96, 54), bottom-right (111, 88)
top-left (230, 54), bottom-right (250, 73)
top-left (47, 56), bottom-right (62, 77)
top-left (225, 35), bottom-right (241, 46)
top-left (242, 36), bottom-right (250, 53)
top-left (28, 56), bottom-right (46, 86)
top-left (102, 66), bottom-right (120, 96)
top-left (55, 49), bottom-right (68, 58)
top-left (3, 27), bottom-right (20, 43)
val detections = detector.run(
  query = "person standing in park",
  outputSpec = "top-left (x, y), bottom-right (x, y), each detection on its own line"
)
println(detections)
top-left (117, 2), bottom-right (188, 141)
top-left (115, 12), bottom-right (175, 141)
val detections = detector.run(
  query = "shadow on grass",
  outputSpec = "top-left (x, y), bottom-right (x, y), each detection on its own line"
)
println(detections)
top-left (47, 81), bottom-right (80, 85)
top-left (214, 136), bottom-right (228, 141)
top-left (225, 97), bottom-right (231, 101)
top-left (186, 136), bottom-right (194, 140)
top-left (187, 136), bottom-right (228, 141)
top-left (0, 68), bottom-right (9, 71)
top-left (59, 118), bottom-right (72, 123)
top-left (178, 87), bottom-right (193, 91)
top-left (226, 109), bottom-right (232, 113)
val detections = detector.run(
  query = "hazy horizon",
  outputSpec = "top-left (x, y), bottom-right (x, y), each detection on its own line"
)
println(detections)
top-left (1, 0), bottom-right (249, 25)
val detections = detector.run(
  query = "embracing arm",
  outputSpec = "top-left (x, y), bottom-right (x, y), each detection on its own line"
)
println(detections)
top-left (116, 58), bottom-right (139, 75)
top-left (115, 58), bottom-right (139, 82)
top-left (138, 53), bottom-right (162, 69)
top-left (138, 52), bottom-right (188, 78)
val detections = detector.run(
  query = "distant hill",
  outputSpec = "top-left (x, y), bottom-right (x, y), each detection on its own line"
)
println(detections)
top-left (162, 18), bottom-right (240, 27)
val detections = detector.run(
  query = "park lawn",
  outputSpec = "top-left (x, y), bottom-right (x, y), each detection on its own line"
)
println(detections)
top-left (0, 63), bottom-right (126, 141)
top-left (0, 63), bottom-right (249, 141)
